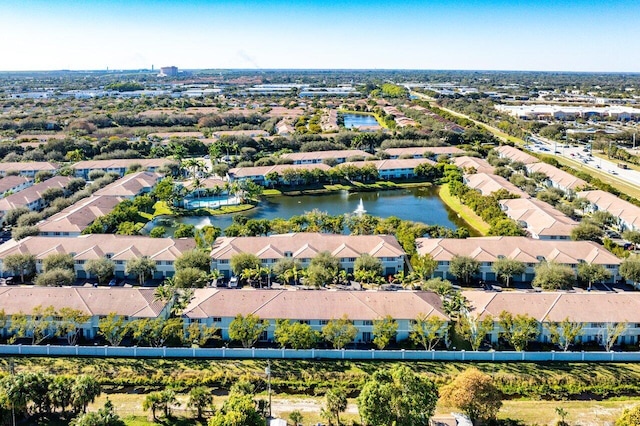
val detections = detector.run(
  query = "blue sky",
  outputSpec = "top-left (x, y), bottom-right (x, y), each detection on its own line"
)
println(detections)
top-left (1, 0), bottom-right (638, 72)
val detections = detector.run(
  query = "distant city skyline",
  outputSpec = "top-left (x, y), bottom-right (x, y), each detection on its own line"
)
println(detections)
top-left (1, 0), bottom-right (639, 73)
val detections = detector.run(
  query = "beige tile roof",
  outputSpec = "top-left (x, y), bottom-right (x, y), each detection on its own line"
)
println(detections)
top-left (340, 158), bottom-right (436, 171)
top-left (37, 196), bottom-right (126, 234)
top-left (0, 162), bottom-right (59, 174)
top-left (0, 176), bottom-right (72, 212)
top-left (281, 150), bottom-right (370, 162)
top-left (465, 173), bottom-right (530, 198)
top-left (183, 289), bottom-right (448, 321)
top-left (578, 190), bottom-right (640, 230)
top-left (0, 287), bottom-right (166, 317)
top-left (495, 146), bottom-right (538, 164)
top-left (0, 176), bottom-right (32, 193)
top-left (229, 163), bottom-right (331, 178)
top-left (500, 197), bottom-right (578, 237)
top-left (93, 171), bottom-right (161, 197)
top-left (72, 159), bottom-right (177, 171)
top-left (210, 233), bottom-right (406, 261)
top-left (526, 162), bottom-right (588, 191)
top-left (463, 291), bottom-right (640, 323)
top-left (384, 146), bottom-right (464, 158)
top-left (416, 236), bottom-right (620, 266)
top-left (452, 156), bottom-right (495, 174)
top-left (0, 234), bottom-right (196, 262)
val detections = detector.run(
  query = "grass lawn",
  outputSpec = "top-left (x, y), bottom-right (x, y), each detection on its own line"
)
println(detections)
top-left (262, 189), bottom-right (282, 196)
top-left (438, 184), bottom-right (490, 235)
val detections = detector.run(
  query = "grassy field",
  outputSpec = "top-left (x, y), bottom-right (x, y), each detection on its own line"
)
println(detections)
top-left (438, 184), bottom-right (490, 235)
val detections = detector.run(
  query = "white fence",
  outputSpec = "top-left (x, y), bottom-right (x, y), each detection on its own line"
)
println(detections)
top-left (1, 344), bottom-right (640, 362)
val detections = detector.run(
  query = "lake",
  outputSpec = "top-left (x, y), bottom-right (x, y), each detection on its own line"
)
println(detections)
top-left (144, 187), bottom-right (474, 235)
top-left (343, 113), bottom-right (380, 129)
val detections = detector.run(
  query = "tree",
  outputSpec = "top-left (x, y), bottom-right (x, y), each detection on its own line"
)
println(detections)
top-left (357, 364), bottom-right (438, 426)
top-left (409, 253), bottom-right (438, 285)
top-left (125, 257), bottom-right (157, 286)
top-left (577, 262), bottom-right (611, 290)
top-left (449, 255), bottom-right (480, 286)
top-left (372, 315), bottom-right (398, 349)
top-left (555, 407), bottom-right (569, 426)
top-left (4, 206), bottom-right (31, 226)
top-left (322, 315), bottom-right (358, 349)
top-left (85, 258), bottom-right (116, 285)
top-left (410, 314), bottom-right (447, 350)
top-left (186, 322), bottom-right (220, 347)
top-left (354, 254), bottom-right (383, 276)
top-left (42, 186), bottom-right (65, 203)
top-left (16, 211), bottom-right (43, 227)
top-left (620, 256), bottom-right (640, 287)
top-left (456, 312), bottom-right (494, 351)
top-left (208, 392), bottom-right (263, 426)
top-left (545, 317), bottom-right (584, 351)
top-left (616, 404), bottom-right (640, 426)
top-left (439, 368), bottom-right (502, 425)
top-left (188, 386), bottom-right (213, 420)
top-left (533, 261), bottom-right (575, 290)
top-left (571, 222), bottom-right (604, 242)
top-left (274, 319), bottom-right (320, 349)
top-left (175, 249), bottom-right (211, 273)
top-left (306, 251), bottom-right (340, 288)
top-left (324, 388), bottom-right (347, 426)
top-left (35, 268), bottom-right (75, 286)
top-left (149, 226), bottom-right (166, 238)
top-left (49, 375), bottom-right (74, 414)
top-left (70, 399), bottom-right (125, 426)
top-left (230, 253), bottom-right (261, 277)
top-left (20, 305), bottom-right (58, 345)
top-left (228, 314), bottom-right (269, 348)
top-left (289, 410), bottom-right (304, 426)
top-left (491, 258), bottom-right (525, 287)
top-left (71, 375), bottom-right (101, 414)
top-left (600, 322), bottom-right (627, 352)
top-left (43, 253), bottom-right (75, 272)
top-left (174, 267), bottom-right (209, 288)
top-left (3, 253), bottom-right (36, 283)
top-left (497, 311), bottom-right (540, 351)
top-left (11, 225), bottom-right (40, 240)
top-left (143, 392), bottom-right (163, 421)
top-left (174, 223), bottom-right (196, 238)
top-left (622, 230), bottom-right (640, 245)
top-left (58, 307), bottom-right (91, 345)
top-left (98, 313), bottom-right (128, 346)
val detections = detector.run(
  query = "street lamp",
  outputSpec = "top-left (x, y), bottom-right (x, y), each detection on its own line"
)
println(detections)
top-left (265, 361), bottom-right (272, 420)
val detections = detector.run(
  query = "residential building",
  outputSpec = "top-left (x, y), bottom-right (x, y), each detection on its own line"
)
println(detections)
top-left (416, 236), bottom-right (621, 283)
top-left (0, 176), bottom-right (72, 219)
top-left (183, 289), bottom-right (448, 343)
top-left (525, 162), bottom-right (588, 193)
top-left (93, 171), bottom-right (161, 199)
top-left (578, 190), bottom-right (640, 232)
top-left (452, 156), bottom-right (495, 175)
top-left (383, 146), bottom-right (464, 160)
top-left (228, 163), bottom-right (331, 185)
top-left (280, 150), bottom-right (371, 165)
top-left (499, 197), bottom-right (578, 240)
top-left (0, 162), bottom-right (59, 177)
top-left (463, 291), bottom-right (640, 346)
top-left (495, 145), bottom-right (538, 164)
top-left (72, 159), bottom-right (177, 180)
top-left (339, 158), bottom-right (436, 180)
top-left (0, 287), bottom-right (169, 340)
top-left (464, 173), bottom-right (530, 198)
top-left (0, 235), bottom-right (196, 280)
top-left (37, 196), bottom-right (126, 237)
top-left (0, 176), bottom-right (33, 197)
top-left (210, 233), bottom-right (407, 278)
top-left (495, 104), bottom-right (640, 121)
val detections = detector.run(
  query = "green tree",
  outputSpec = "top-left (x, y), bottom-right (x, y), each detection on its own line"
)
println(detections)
top-left (439, 368), bottom-right (502, 425)
top-left (70, 399), bottom-right (125, 426)
top-left (456, 313), bottom-right (494, 351)
top-left (324, 388), bottom-right (347, 426)
top-left (410, 314), bottom-right (447, 350)
top-left (125, 257), bottom-right (157, 286)
top-left (143, 392), bottom-right (163, 421)
top-left (306, 251), bottom-right (340, 288)
top-left (3, 253), bottom-right (36, 283)
top-left (274, 319), bottom-right (320, 349)
top-left (410, 253), bottom-right (438, 285)
top-left (11, 225), bottom-right (40, 240)
top-left (188, 386), bottom-right (213, 420)
top-left (4, 206), bottom-right (31, 226)
top-left (43, 253), bottom-right (75, 272)
top-left (85, 258), bottom-right (116, 285)
top-left (602, 322), bottom-right (627, 351)
top-left (322, 315), bottom-right (358, 349)
top-left (186, 322), bottom-right (220, 347)
top-left (175, 249), bottom-right (211, 273)
top-left (208, 392), bottom-right (263, 426)
top-left (174, 267), bottom-right (209, 288)
top-left (449, 255), bottom-right (480, 286)
top-left (13, 305), bottom-right (58, 345)
top-left (354, 253), bottom-right (383, 276)
top-left (372, 315), bottom-right (398, 349)
top-left (357, 364), bottom-right (438, 426)
top-left (571, 222), bottom-right (604, 242)
top-left (577, 262), bottom-right (611, 290)
top-left (491, 258), bottom-right (526, 287)
top-left (34, 268), bottom-right (75, 286)
top-left (616, 404), bottom-right (640, 426)
top-left (98, 313), bottom-right (128, 346)
top-left (620, 256), bottom-right (640, 287)
top-left (228, 314), bottom-right (269, 348)
top-left (497, 311), bottom-right (540, 351)
top-left (533, 261), bottom-right (575, 290)
top-left (49, 375), bottom-right (74, 414)
top-left (71, 375), bottom-right (101, 414)
top-left (149, 226), bottom-right (166, 238)
top-left (58, 307), bottom-right (91, 345)
top-left (230, 253), bottom-right (261, 277)
top-left (174, 223), bottom-right (196, 238)
top-left (545, 317), bottom-right (584, 351)
top-left (289, 410), bottom-right (304, 426)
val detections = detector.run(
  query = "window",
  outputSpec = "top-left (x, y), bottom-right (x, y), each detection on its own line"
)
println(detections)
top-left (319, 320), bottom-right (328, 325)
top-left (165, 261), bottom-right (173, 265)
top-left (219, 259), bottom-right (229, 264)
top-left (116, 260), bottom-right (124, 265)
top-left (212, 317), bottom-right (222, 322)
top-left (259, 331), bottom-right (268, 341)
top-left (106, 253), bottom-right (113, 259)
top-left (299, 320), bottom-right (310, 325)
top-left (362, 320), bottom-right (373, 326)
top-left (285, 252), bottom-right (293, 258)
top-left (362, 332), bottom-right (372, 342)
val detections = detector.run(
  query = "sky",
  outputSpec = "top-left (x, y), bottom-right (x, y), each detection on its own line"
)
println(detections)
top-left (1, 0), bottom-right (639, 72)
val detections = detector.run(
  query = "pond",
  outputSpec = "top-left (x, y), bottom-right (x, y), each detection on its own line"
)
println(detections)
top-left (143, 187), bottom-right (476, 236)
top-left (343, 113), bottom-right (381, 129)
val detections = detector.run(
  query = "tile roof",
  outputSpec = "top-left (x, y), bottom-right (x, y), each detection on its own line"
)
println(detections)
top-left (0, 176), bottom-right (72, 212)
top-left (384, 147), bottom-right (464, 157)
top-left (0, 162), bottom-right (59, 174)
top-left (578, 190), bottom-right (640, 230)
top-left (340, 158), bottom-right (436, 171)
top-left (495, 146), bottom-right (538, 164)
top-left (94, 171), bottom-right (161, 197)
top-left (452, 156), bottom-right (495, 174)
top-left (0, 176), bottom-right (32, 193)
top-left (280, 150), bottom-right (371, 162)
top-left (72, 158), bottom-right (177, 171)
top-left (464, 173), bottom-right (530, 198)
top-left (499, 197), bottom-right (578, 237)
top-left (526, 162), bottom-right (588, 191)
top-left (229, 163), bottom-right (331, 178)
top-left (37, 196), bottom-right (126, 234)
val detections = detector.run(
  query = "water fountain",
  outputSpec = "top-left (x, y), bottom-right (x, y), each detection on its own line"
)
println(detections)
top-left (354, 198), bottom-right (367, 216)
